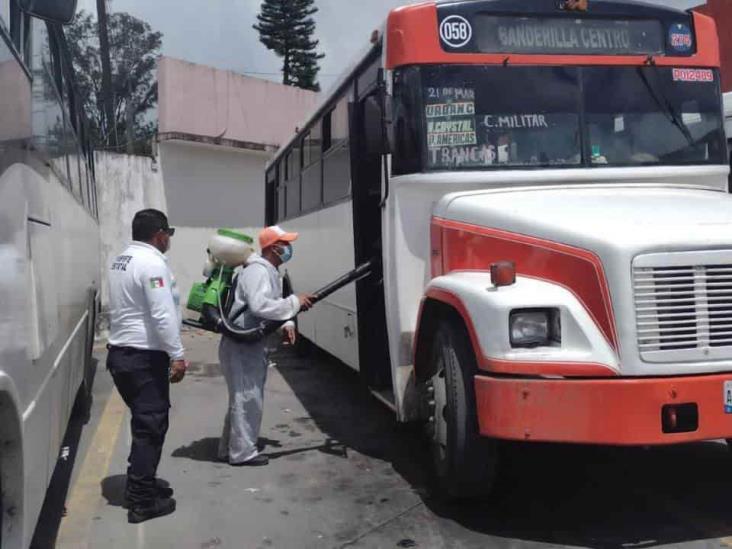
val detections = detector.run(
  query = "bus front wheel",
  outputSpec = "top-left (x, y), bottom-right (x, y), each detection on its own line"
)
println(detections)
top-left (424, 320), bottom-right (497, 500)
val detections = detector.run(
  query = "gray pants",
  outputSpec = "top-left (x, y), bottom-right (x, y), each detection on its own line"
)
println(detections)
top-left (217, 336), bottom-right (268, 464)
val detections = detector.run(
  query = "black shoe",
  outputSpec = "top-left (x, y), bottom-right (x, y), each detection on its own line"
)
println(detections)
top-left (156, 484), bottom-right (174, 498)
top-left (231, 454), bottom-right (269, 467)
top-left (128, 497), bottom-right (176, 524)
top-left (124, 482), bottom-right (174, 508)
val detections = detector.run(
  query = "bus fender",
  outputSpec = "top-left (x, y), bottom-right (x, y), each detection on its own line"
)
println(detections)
top-left (413, 273), bottom-right (619, 383)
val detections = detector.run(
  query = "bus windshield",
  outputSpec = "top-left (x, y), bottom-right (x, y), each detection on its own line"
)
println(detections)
top-left (395, 65), bottom-right (725, 172)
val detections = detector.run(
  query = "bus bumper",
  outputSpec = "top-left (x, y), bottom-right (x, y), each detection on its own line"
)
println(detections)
top-left (474, 373), bottom-right (732, 445)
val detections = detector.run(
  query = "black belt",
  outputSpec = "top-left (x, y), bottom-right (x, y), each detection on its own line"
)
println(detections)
top-left (107, 345), bottom-right (167, 356)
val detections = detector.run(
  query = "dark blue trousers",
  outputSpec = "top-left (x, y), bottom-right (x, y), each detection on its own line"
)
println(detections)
top-left (106, 346), bottom-right (170, 507)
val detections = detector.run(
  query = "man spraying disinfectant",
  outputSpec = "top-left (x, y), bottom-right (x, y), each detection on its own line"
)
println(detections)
top-left (186, 226), bottom-right (374, 466)
top-left (217, 226), bottom-right (313, 466)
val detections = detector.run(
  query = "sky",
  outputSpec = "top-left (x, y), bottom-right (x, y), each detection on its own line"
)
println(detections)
top-left (76, 0), bottom-right (705, 93)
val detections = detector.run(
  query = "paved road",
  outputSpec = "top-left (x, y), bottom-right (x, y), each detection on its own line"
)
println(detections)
top-left (31, 329), bottom-right (732, 548)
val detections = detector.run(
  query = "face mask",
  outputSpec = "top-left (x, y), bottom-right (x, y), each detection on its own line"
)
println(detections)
top-left (274, 243), bottom-right (293, 263)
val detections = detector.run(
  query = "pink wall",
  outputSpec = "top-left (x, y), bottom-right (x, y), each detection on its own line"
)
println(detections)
top-left (158, 57), bottom-right (320, 148)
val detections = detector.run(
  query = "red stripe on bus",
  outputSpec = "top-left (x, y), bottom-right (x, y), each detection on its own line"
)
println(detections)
top-left (432, 217), bottom-right (619, 351)
top-left (386, 5), bottom-right (720, 69)
top-left (424, 287), bottom-right (617, 377)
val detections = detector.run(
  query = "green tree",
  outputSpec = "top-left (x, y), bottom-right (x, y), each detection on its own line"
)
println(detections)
top-left (65, 10), bottom-right (162, 153)
top-left (253, 0), bottom-right (325, 92)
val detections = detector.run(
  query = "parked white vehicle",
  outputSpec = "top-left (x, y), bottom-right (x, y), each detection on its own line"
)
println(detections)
top-left (725, 90), bottom-right (732, 165)
top-left (266, 0), bottom-right (732, 498)
top-left (0, 0), bottom-right (100, 545)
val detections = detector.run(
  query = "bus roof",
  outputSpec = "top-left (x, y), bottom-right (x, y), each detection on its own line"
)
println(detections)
top-left (386, 0), bottom-right (719, 69)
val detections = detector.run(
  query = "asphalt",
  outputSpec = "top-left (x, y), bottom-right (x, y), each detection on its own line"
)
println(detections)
top-left (30, 329), bottom-right (732, 548)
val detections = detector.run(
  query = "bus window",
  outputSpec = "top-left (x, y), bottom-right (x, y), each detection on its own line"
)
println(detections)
top-left (392, 66), bottom-right (422, 175)
top-left (302, 131), bottom-right (312, 168)
top-left (286, 177), bottom-right (300, 219)
top-left (285, 140), bottom-right (302, 218)
top-left (357, 57), bottom-right (380, 98)
top-left (31, 20), bottom-right (71, 186)
top-left (9, 0), bottom-right (31, 64)
top-left (277, 176), bottom-right (286, 223)
top-left (584, 67), bottom-right (725, 166)
top-left (302, 124), bottom-right (322, 212)
top-left (419, 65), bottom-right (582, 170)
top-left (1, 0), bottom-right (9, 28)
top-left (323, 94), bottom-right (351, 204)
top-left (322, 111), bottom-right (332, 153)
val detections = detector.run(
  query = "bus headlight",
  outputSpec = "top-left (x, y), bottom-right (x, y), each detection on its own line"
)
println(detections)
top-left (510, 309), bottom-right (561, 348)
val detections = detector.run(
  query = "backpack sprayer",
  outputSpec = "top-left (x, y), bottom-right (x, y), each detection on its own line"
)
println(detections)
top-left (184, 229), bottom-right (374, 343)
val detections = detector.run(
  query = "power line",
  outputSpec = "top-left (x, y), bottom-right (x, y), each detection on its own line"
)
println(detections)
top-left (240, 69), bottom-right (339, 77)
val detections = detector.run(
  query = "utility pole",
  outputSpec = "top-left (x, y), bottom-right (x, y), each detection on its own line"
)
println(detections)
top-left (96, 0), bottom-right (116, 148)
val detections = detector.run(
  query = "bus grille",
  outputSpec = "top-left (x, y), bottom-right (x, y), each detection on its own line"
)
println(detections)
top-left (633, 262), bottom-right (732, 360)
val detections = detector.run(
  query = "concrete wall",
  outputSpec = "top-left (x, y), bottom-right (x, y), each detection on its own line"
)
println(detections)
top-left (158, 56), bottom-right (320, 147)
top-left (159, 140), bottom-right (268, 228)
top-left (95, 148), bottom-right (258, 327)
top-left (95, 151), bottom-right (167, 313)
top-left (158, 139), bottom-right (266, 306)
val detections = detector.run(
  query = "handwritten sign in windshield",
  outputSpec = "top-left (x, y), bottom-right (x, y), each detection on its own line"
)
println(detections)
top-left (425, 87), bottom-right (477, 150)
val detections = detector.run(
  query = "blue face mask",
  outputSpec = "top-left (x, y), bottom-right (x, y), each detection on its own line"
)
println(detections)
top-left (274, 243), bottom-right (293, 263)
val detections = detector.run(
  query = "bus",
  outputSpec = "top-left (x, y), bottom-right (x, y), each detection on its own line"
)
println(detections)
top-left (725, 91), bottom-right (731, 189)
top-left (265, 0), bottom-right (731, 498)
top-left (0, 0), bottom-right (100, 545)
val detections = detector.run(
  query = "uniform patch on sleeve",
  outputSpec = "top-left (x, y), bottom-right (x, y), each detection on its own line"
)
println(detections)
top-left (149, 277), bottom-right (165, 289)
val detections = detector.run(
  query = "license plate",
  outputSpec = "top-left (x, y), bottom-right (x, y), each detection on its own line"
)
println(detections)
top-left (725, 381), bottom-right (732, 414)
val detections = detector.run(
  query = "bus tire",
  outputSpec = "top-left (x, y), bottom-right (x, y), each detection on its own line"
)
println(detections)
top-left (425, 320), bottom-right (497, 500)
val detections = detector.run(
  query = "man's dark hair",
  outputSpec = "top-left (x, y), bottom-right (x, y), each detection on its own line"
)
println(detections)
top-left (132, 209), bottom-right (169, 242)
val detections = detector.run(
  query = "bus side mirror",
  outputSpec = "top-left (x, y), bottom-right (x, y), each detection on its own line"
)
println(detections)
top-left (19, 0), bottom-right (78, 24)
top-left (364, 94), bottom-right (393, 156)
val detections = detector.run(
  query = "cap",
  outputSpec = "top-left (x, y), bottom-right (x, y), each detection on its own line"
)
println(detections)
top-left (259, 225), bottom-right (298, 250)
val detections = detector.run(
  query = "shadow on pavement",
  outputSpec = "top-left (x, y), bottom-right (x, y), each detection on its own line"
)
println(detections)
top-left (271, 344), bottom-right (732, 548)
top-left (101, 474), bottom-right (127, 507)
top-left (172, 436), bottom-right (285, 462)
top-left (101, 475), bottom-right (174, 507)
top-left (172, 437), bottom-right (221, 462)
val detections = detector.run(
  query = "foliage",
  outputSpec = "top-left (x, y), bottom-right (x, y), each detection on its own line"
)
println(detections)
top-left (65, 10), bottom-right (162, 153)
top-left (253, 0), bottom-right (325, 92)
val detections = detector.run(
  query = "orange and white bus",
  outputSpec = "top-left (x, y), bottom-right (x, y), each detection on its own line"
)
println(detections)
top-left (265, 0), bottom-right (730, 498)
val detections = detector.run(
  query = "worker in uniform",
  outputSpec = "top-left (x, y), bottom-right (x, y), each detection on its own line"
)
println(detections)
top-left (218, 226), bottom-right (313, 466)
top-left (107, 209), bottom-right (187, 523)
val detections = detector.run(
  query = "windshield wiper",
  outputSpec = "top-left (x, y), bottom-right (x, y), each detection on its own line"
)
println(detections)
top-left (636, 65), bottom-right (695, 146)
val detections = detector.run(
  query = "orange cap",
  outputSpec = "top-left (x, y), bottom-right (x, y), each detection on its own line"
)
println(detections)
top-left (259, 225), bottom-right (299, 250)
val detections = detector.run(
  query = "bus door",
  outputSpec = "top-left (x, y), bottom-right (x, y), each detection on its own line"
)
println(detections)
top-left (349, 64), bottom-right (392, 390)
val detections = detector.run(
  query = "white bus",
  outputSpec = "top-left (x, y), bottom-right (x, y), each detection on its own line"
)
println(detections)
top-left (266, 0), bottom-right (732, 498)
top-left (0, 0), bottom-right (100, 545)
top-left (725, 91), bottom-right (732, 190)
